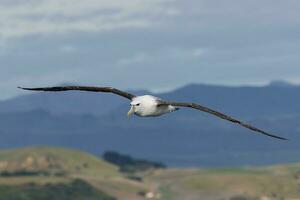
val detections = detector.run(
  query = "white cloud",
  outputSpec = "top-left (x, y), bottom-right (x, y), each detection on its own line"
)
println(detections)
top-left (164, 47), bottom-right (207, 60)
top-left (0, 0), bottom-right (176, 38)
top-left (191, 48), bottom-right (206, 57)
top-left (59, 45), bottom-right (77, 53)
top-left (116, 47), bottom-right (207, 67)
top-left (117, 52), bottom-right (150, 66)
top-left (177, 47), bottom-right (207, 58)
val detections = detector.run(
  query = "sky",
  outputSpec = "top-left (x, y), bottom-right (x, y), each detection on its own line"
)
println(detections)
top-left (1, 0), bottom-right (300, 100)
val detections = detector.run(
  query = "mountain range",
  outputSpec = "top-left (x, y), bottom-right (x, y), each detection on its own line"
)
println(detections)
top-left (0, 81), bottom-right (299, 167)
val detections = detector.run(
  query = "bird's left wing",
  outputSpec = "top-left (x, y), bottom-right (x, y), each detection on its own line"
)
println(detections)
top-left (157, 100), bottom-right (287, 140)
top-left (18, 86), bottom-right (136, 100)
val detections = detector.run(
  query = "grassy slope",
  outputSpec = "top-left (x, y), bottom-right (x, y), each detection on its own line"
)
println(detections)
top-left (0, 146), bottom-right (149, 200)
top-left (0, 146), bottom-right (118, 176)
top-left (0, 179), bottom-right (117, 200)
top-left (145, 165), bottom-right (300, 200)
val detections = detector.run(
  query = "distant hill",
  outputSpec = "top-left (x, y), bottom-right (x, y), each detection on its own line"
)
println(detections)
top-left (103, 151), bottom-right (166, 173)
top-left (268, 80), bottom-right (296, 87)
top-left (0, 83), bottom-right (300, 167)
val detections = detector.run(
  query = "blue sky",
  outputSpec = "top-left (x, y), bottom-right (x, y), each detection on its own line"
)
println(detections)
top-left (1, 0), bottom-right (300, 100)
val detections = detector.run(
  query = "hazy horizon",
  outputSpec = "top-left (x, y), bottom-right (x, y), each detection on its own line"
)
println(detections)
top-left (6, 79), bottom-right (297, 102)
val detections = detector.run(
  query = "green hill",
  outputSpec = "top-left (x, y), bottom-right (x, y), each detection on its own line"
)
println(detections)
top-left (0, 179), bottom-right (116, 200)
top-left (0, 146), bottom-right (119, 178)
top-left (145, 165), bottom-right (300, 200)
top-left (0, 146), bottom-right (150, 200)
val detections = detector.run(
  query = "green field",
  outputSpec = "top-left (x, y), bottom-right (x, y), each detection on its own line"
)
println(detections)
top-left (145, 166), bottom-right (300, 200)
top-left (0, 179), bottom-right (116, 200)
top-left (0, 146), bottom-right (300, 200)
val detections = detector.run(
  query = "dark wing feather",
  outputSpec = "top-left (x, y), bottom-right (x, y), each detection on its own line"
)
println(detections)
top-left (18, 86), bottom-right (136, 100)
top-left (158, 100), bottom-right (287, 140)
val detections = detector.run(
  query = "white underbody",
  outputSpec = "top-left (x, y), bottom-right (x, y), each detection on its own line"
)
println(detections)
top-left (128, 95), bottom-right (178, 117)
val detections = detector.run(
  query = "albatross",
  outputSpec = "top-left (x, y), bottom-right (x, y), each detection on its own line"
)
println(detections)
top-left (18, 86), bottom-right (287, 140)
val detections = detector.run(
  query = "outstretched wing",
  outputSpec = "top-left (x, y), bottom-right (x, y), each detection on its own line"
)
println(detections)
top-left (157, 100), bottom-right (287, 140)
top-left (18, 86), bottom-right (136, 100)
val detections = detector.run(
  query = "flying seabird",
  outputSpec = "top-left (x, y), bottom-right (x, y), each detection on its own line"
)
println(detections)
top-left (18, 86), bottom-right (287, 140)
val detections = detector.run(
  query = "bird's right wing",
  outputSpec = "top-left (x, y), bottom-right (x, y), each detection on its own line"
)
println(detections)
top-left (18, 86), bottom-right (136, 100)
top-left (157, 100), bottom-right (287, 140)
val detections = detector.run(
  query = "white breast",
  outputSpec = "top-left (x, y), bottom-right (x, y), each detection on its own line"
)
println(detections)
top-left (132, 95), bottom-right (176, 117)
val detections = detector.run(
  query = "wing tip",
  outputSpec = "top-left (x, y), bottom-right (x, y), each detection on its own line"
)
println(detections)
top-left (262, 132), bottom-right (288, 141)
top-left (276, 136), bottom-right (288, 141)
top-left (257, 130), bottom-right (288, 141)
top-left (18, 86), bottom-right (32, 91)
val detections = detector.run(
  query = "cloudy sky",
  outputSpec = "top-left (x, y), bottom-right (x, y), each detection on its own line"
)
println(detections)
top-left (1, 0), bottom-right (300, 100)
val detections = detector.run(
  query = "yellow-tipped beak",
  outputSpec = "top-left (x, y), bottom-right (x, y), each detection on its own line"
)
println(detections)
top-left (127, 106), bottom-right (135, 117)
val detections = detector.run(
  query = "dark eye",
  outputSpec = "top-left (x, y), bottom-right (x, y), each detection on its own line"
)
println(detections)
top-left (136, 103), bottom-right (140, 106)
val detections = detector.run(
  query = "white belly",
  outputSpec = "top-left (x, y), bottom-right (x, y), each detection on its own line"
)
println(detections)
top-left (135, 105), bottom-right (174, 117)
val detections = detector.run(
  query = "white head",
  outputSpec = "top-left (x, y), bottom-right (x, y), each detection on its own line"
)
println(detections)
top-left (127, 99), bottom-right (140, 117)
top-left (127, 95), bottom-right (155, 117)
top-left (127, 95), bottom-right (179, 117)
